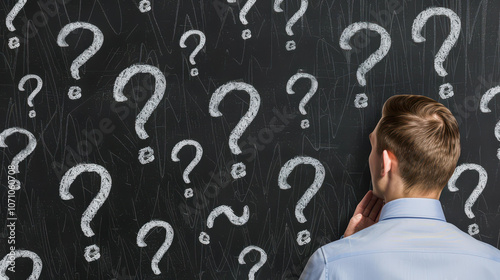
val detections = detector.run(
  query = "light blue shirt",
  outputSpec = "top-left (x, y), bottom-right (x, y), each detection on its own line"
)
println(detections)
top-left (300, 198), bottom-right (500, 279)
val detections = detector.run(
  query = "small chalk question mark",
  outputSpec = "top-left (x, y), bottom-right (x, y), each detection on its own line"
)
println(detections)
top-left (113, 64), bottom-right (167, 165)
top-left (340, 22), bottom-right (391, 109)
top-left (18, 74), bottom-right (43, 118)
top-left (199, 205), bottom-right (250, 245)
top-left (59, 163), bottom-right (112, 262)
top-left (278, 156), bottom-right (325, 245)
top-left (238, 245), bottom-right (267, 280)
top-left (286, 72), bottom-right (318, 129)
top-left (0, 127), bottom-right (37, 174)
top-left (138, 0), bottom-right (151, 12)
top-left (5, 0), bottom-right (27, 49)
top-left (448, 163), bottom-right (488, 236)
top-left (171, 139), bottom-right (203, 198)
top-left (274, 0), bottom-right (308, 51)
top-left (480, 86), bottom-right (500, 159)
top-left (227, 0), bottom-right (257, 40)
top-left (412, 7), bottom-right (461, 99)
top-left (57, 22), bottom-right (104, 100)
top-left (0, 250), bottom-right (42, 280)
top-left (209, 81), bottom-right (261, 179)
top-left (179, 30), bottom-right (206, 77)
top-left (137, 220), bottom-right (174, 275)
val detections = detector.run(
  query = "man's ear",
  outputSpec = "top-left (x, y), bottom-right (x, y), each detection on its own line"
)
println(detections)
top-left (381, 150), bottom-right (392, 176)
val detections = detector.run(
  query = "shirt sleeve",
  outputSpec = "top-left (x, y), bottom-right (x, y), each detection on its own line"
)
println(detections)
top-left (299, 247), bottom-right (327, 280)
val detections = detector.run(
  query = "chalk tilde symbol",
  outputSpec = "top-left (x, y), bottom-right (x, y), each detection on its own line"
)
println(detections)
top-left (18, 74), bottom-right (43, 118)
top-left (278, 156), bottom-right (325, 245)
top-left (136, 220), bottom-right (174, 275)
top-left (171, 139), bottom-right (203, 198)
top-left (209, 81), bottom-right (261, 179)
top-left (199, 205), bottom-right (250, 245)
top-left (238, 245), bottom-right (267, 280)
top-left (339, 22), bottom-right (391, 108)
top-left (227, 0), bottom-right (257, 40)
top-left (57, 22), bottom-right (104, 100)
top-left (0, 127), bottom-right (37, 175)
top-left (5, 0), bottom-right (27, 49)
top-left (286, 72), bottom-right (318, 129)
top-left (179, 30), bottom-right (206, 77)
top-left (113, 64), bottom-right (167, 164)
top-left (412, 7), bottom-right (461, 99)
top-left (447, 163), bottom-right (488, 236)
top-left (480, 86), bottom-right (500, 159)
top-left (0, 250), bottom-right (43, 280)
top-left (274, 0), bottom-right (308, 51)
top-left (59, 164), bottom-right (112, 262)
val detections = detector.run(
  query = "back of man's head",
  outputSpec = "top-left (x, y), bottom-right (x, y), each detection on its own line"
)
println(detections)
top-left (376, 95), bottom-right (461, 195)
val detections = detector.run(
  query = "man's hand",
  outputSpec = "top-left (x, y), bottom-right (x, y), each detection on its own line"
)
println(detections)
top-left (344, 190), bottom-right (385, 238)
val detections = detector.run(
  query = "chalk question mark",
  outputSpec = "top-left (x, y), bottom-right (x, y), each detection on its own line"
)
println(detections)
top-left (273, 0), bottom-right (308, 51)
top-left (57, 22), bottom-right (104, 100)
top-left (114, 64), bottom-right (167, 165)
top-left (136, 220), bottom-right (174, 275)
top-left (0, 127), bottom-right (37, 174)
top-left (278, 156), bottom-right (325, 245)
top-left (179, 30), bottom-right (206, 77)
top-left (0, 250), bottom-right (42, 280)
top-left (138, 0), bottom-right (151, 13)
top-left (171, 139), bottom-right (203, 198)
top-left (340, 22), bottom-right (391, 109)
top-left (412, 7), bottom-right (461, 99)
top-left (18, 74), bottom-right (43, 118)
top-left (238, 245), bottom-right (267, 280)
top-left (448, 163), bottom-right (487, 236)
top-left (59, 163), bottom-right (112, 262)
top-left (286, 72), bottom-right (318, 129)
top-left (480, 86), bottom-right (500, 159)
top-left (227, 0), bottom-right (257, 40)
top-left (5, 0), bottom-right (27, 49)
top-left (209, 81), bottom-right (261, 179)
top-left (199, 205), bottom-right (250, 245)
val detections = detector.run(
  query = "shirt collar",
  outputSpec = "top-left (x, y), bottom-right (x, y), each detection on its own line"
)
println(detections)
top-left (379, 198), bottom-right (446, 222)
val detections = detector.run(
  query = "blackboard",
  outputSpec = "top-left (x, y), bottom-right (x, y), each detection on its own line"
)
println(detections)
top-left (1, 0), bottom-right (500, 279)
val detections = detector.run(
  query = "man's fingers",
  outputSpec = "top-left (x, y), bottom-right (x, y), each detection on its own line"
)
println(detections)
top-left (355, 190), bottom-right (373, 214)
top-left (362, 194), bottom-right (378, 217)
top-left (369, 198), bottom-right (384, 221)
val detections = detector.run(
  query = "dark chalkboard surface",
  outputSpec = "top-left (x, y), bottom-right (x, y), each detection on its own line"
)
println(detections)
top-left (1, 0), bottom-right (500, 279)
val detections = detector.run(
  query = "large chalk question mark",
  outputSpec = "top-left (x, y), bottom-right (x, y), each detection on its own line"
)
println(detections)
top-left (18, 74), bottom-right (43, 118)
top-left (59, 163), bottom-right (112, 262)
top-left (278, 156), bottom-right (325, 245)
top-left (480, 86), bottom-right (500, 159)
top-left (113, 64), bottom-right (167, 165)
top-left (5, 0), bottom-right (27, 49)
top-left (447, 163), bottom-right (487, 236)
top-left (199, 205), bottom-right (250, 245)
top-left (340, 22), bottom-right (391, 108)
top-left (238, 245), bottom-right (267, 280)
top-left (171, 139), bottom-right (203, 198)
top-left (57, 22), bottom-right (104, 100)
top-left (412, 7), bottom-right (461, 99)
top-left (0, 127), bottom-right (37, 174)
top-left (227, 0), bottom-right (257, 40)
top-left (0, 250), bottom-right (42, 280)
top-left (136, 220), bottom-right (174, 275)
top-left (209, 81), bottom-right (261, 179)
top-left (274, 0), bottom-right (308, 51)
top-left (286, 72), bottom-right (318, 129)
top-left (179, 30), bottom-right (206, 77)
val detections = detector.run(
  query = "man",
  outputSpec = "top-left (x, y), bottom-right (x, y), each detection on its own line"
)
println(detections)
top-left (300, 95), bottom-right (500, 279)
